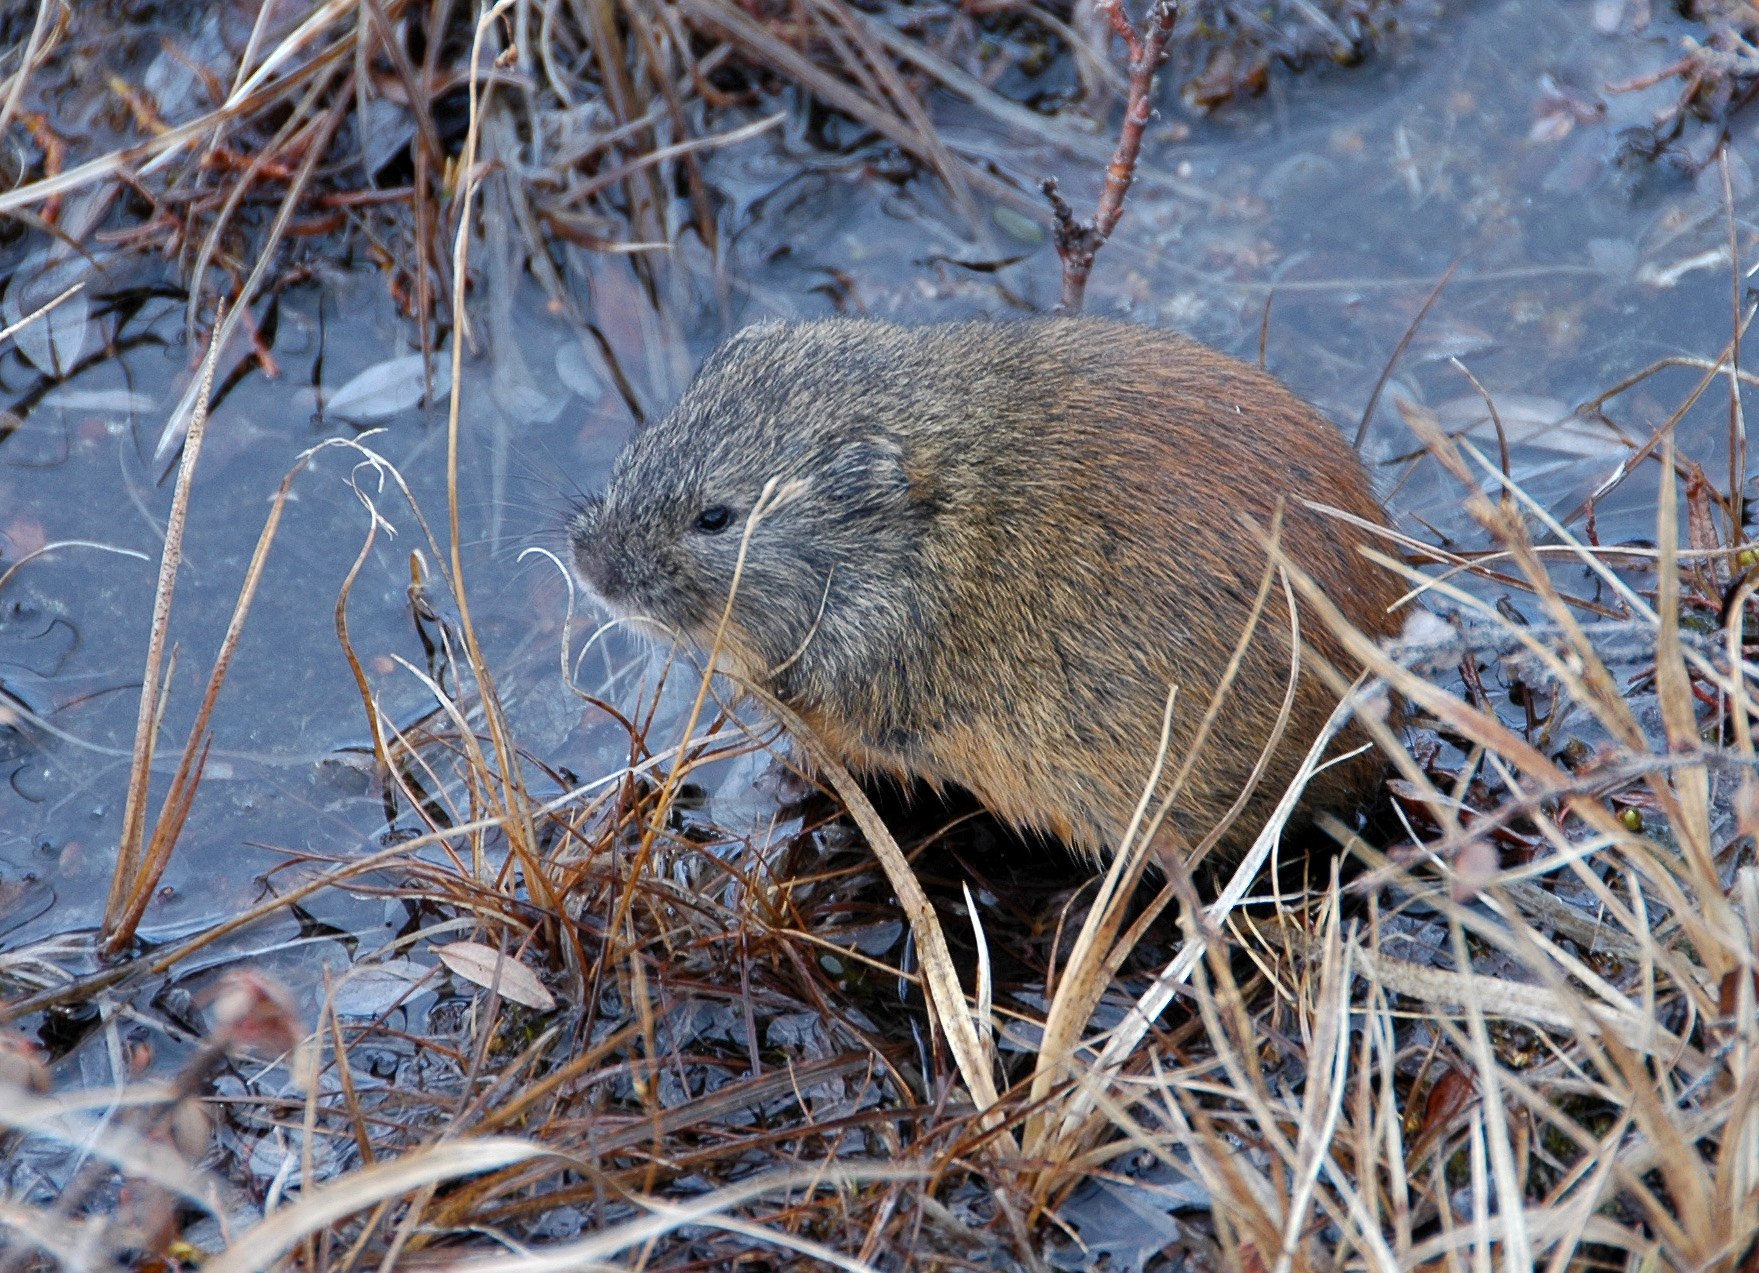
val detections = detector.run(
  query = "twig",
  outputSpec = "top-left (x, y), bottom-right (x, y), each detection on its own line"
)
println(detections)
top-left (1352, 257), bottom-right (1459, 449)
top-left (1041, 0), bottom-right (1179, 312)
top-left (1448, 356), bottom-right (1511, 501)
top-left (1720, 147), bottom-right (1746, 543)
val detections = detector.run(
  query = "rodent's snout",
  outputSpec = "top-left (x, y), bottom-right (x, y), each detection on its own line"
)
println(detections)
top-left (567, 498), bottom-right (631, 604)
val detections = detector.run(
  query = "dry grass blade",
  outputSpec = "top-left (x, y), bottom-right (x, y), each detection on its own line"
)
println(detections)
top-left (1271, 467), bottom-right (1757, 1265)
top-left (0, 279), bottom-right (82, 345)
top-left (0, 1088), bottom-right (213, 1205)
top-left (0, 0), bottom-right (62, 143)
top-left (1351, 258), bottom-right (1459, 449)
top-left (152, 95), bottom-right (348, 466)
top-left (1040, 687), bottom-right (1360, 1161)
top-left (0, 538), bottom-right (148, 595)
top-left (332, 462), bottom-right (399, 781)
top-left (439, 0), bottom-right (547, 899)
top-left (424, 1167), bottom-right (920, 1273)
top-left (1025, 539), bottom-right (1301, 1169)
top-left (200, 1138), bottom-right (552, 1273)
top-left (0, 33), bottom-right (339, 217)
top-left (1654, 437), bottom-right (1729, 921)
top-left (673, 0), bottom-right (1038, 217)
top-left (754, 685), bottom-right (1004, 1116)
top-left (219, 0), bottom-right (358, 108)
top-left (1276, 899), bottom-right (1704, 1065)
top-left (1273, 890), bottom-right (1380, 1273)
top-left (101, 302), bottom-right (227, 952)
top-left (105, 443), bottom-right (343, 957)
top-left (1023, 678), bottom-right (1179, 1153)
top-left (1564, 308), bottom-right (1754, 526)
top-left (1720, 151), bottom-right (1747, 523)
top-left (5, 793), bottom-right (548, 1022)
top-left (1447, 922), bottom-right (1531, 1272)
top-left (852, 11), bottom-right (1120, 164)
top-left (565, 113), bottom-right (785, 205)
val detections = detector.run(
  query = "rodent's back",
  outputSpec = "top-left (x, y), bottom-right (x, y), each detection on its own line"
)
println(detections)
top-left (572, 318), bottom-right (1402, 866)
top-left (826, 320), bottom-right (1398, 862)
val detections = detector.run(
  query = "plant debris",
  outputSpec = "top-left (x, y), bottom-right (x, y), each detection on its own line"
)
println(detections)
top-left (4, 1), bottom-right (1759, 1270)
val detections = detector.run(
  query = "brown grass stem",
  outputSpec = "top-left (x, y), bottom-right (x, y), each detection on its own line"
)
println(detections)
top-left (101, 301), bottom-right (226, 953)
top-left (441, 0), bottom-right (551, 916)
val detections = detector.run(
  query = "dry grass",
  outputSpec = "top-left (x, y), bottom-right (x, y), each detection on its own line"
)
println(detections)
top-left (10, 341), bottom-right (1759, 1267)
top-left (5, 2), bottom-right (1759, 1271)
top-left (0, 0), bottom-right (1398, 358)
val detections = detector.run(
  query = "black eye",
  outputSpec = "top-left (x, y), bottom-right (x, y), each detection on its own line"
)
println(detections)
top-left (693, 505), bottom-right (733, 535)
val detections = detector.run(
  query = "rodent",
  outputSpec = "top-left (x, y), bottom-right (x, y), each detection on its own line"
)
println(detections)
top-left (568, 317), bottom-right (1402, 870)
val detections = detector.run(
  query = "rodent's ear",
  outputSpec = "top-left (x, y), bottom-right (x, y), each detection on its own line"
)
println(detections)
top-left (824, 436), bottom-right (914, 509)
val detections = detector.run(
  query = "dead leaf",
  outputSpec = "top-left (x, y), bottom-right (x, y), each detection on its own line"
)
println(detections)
top-left (435, 941), bottom-right (556, 1011)
top-left (326, 352), bottom-right (445, 424)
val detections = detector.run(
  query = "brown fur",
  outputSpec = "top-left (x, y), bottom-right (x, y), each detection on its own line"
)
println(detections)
top-left (569, 318), bottom-right (1402, 866)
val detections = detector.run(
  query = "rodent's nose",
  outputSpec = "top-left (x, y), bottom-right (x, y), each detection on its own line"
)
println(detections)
top-left (568, 500), bottom-right (624, 598)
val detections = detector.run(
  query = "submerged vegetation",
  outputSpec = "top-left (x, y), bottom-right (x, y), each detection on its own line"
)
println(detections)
top-left (2, 0), bottom-right (1759, 1269)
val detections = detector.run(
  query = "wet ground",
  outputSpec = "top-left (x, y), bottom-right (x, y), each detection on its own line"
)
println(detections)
top-left (1, 0), bottom-right (1751, 988)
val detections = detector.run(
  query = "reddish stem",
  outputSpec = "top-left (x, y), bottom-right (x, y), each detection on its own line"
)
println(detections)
top-left (1043, 0), bottom-right (1178, 312)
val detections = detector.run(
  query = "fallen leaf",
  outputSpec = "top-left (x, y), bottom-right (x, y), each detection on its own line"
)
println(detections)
top-left (3, 251), bottom-right (92, 377)
top-left (326, 352), bottom-right (445, 424)
top-left (435, 941), bottom-right (556, 1011)
top-left (332, 958), bottom-right (433, 1017)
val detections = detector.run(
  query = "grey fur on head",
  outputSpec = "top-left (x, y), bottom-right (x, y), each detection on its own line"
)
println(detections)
top-left (569, 320), bottom-right (928, 696)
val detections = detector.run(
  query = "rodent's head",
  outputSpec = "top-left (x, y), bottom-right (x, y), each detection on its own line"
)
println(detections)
top-left (569, 321), bottom-right (928, 685)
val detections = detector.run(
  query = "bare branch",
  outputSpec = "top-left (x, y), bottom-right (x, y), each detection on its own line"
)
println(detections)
top-left (1043, 0), bottom-right (1179, 312)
